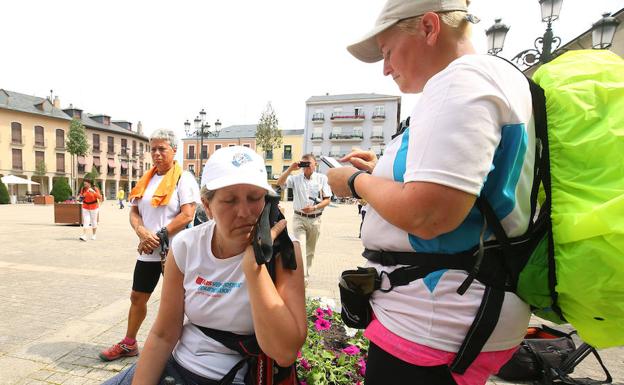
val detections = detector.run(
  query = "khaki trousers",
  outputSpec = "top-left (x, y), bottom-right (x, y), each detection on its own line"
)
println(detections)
top-left (292, 213), bottom-right (322, 277)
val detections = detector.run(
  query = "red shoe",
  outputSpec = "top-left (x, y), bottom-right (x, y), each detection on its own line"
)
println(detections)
top-left (99, 340), bottom-right (139, 361)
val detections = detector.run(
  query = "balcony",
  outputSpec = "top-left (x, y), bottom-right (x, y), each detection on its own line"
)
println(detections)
top-left (187, 153), bottom-right (196, 160)
top-left (92, 146), bottom-right (101, 154)
top-left (329, 151), bottom-right (346, 158)
top-left (107, 147), bottom-right (116, 155)
top-left (330, 112), bottom-right (365, 122)
top-left (311, 133), bottom-right (323, 142)
top-left (372, 113), bottom-right (386, 121)
top-left (330, 132), bottom-right (364, 142)
top-left (370, 133), bottom-right (384, 142)
top-left (312, 113), bottom-right (325, 123)
top-left (34, 139), bottom-right (47, 149)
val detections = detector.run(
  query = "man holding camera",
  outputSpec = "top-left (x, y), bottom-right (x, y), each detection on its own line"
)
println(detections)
top-left (277, 154), bottom-right (332, 279)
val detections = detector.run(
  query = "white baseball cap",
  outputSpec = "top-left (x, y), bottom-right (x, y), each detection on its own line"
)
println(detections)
top-left (201, 146), bottom-right (276, 195)
top-left (347, 0), bottom-right (469, 63)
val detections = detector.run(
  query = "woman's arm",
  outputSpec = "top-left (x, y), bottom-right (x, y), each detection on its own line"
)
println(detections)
top-left (243, 221), bottom-right (307, 367)
top-left (131, 252), bottom-right (185, 385)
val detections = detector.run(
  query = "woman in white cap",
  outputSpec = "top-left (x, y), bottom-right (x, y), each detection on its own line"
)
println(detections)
top-left (102, 146), bottom-right (306, 385)
top-left (328, 0), bottom-right (534, 384)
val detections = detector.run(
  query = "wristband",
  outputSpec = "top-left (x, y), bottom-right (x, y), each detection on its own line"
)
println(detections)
top-left (347, 170), bottom-right (369, 199)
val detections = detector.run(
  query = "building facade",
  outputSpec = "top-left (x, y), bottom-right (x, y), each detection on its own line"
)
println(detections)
top-left (259, 129), bottom-right (304, 190)
top-left (0, 89), bottom-right (149, 200)
top-left (303, 93), bottom-right (401, 171)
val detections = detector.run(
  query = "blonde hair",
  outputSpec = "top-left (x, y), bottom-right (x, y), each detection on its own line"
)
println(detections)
top-left (395, 0), bottom-right (472, 37)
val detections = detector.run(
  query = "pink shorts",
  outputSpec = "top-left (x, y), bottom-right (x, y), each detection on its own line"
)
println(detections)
top-left (364, 319), bottom-right (517, 385)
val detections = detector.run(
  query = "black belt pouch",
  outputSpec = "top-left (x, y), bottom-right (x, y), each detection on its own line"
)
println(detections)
top-left (339, 267), bottom-right (378, 329)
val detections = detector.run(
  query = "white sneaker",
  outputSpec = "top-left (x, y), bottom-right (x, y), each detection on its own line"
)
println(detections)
top-left (91, 235), bottom-right (97, 240)
top-left (79, 235), bottom-right (87, 241)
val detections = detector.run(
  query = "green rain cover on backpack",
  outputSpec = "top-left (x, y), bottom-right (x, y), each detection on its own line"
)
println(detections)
top-left (524, 50), bottom-right (624, 348)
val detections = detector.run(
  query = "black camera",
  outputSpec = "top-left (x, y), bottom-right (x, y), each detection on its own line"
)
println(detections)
top-left (298, 161), bottom-right (311, 168)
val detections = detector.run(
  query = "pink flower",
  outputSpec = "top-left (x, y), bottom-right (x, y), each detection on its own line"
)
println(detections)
top-left (315, 308), bottom-right (326, 318)
top-left (300, 358), bottom-right (311, 370)
top-left (356, 382), bottom-right (362, 385)
top-left (300, 382), bottom-right (307, 385)
top-left (297, 350), bottom-right (302, 358)
top-left (323, 308), bottom-right (333, 317)
top-left (314, 318), bottom-right (331, 331)
top-left (358, 358), bottom-right (367, 376)
top-left (342, 345), bottom-right (360, 356)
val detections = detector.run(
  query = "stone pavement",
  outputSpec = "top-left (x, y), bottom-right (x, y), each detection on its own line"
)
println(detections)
top-left (0, 202), bottom-right (621, 385)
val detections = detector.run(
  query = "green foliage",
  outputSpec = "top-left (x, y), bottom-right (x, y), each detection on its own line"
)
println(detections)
top-left (297, 298), bottom-right (368, 385)
top-left (0, 181), bottom-right (9, 204)
top-left (50, 178), bottom-right (72, 203)
top-left (34, 160), bottom-right (47, 176)
top-left (82, 169), bottom-right (102, 191)
top-left (66, 118), bottom-right (89, 156)
top-left (255, 102), bottom-right (283, 154)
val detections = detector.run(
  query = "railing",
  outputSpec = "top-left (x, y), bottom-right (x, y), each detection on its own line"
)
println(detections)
top-left (55, 143), bottom-right (66, 151)
top-left (312, 113), bottom-right (325, 122)
top-left (265, 153), bottom-right (273, 160)
top-left (329, 152), bottom-right (345, 158)
top-left (330, 112), bottom-right (365, 120)
top-left (370, 133), bottom-right (384, 141)
top-left (372, 113), bottom-right (386, 120)
top-left (330, 132), bottom-right (364, 140)
top-left (108, 147), bottom-right (115, 155)
top-left (311, 133), bottom-right (323, 140)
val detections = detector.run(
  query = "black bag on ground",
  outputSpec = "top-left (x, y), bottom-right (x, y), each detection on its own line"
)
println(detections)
top-left (497, 325), bottom-right (612, 385)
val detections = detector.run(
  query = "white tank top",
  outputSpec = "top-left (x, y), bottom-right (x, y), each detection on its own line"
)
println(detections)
top-left (171, 221), bottom-right (253, 383)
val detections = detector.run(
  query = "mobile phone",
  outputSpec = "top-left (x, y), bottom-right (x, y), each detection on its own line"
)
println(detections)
top-left (320, 155), bottom-right (343, 168)
top-left (298, 161), bottom-right (311, 168)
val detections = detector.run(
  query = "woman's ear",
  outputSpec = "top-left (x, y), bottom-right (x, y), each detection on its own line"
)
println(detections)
top-left (201, 197), bottom-right (213, 219)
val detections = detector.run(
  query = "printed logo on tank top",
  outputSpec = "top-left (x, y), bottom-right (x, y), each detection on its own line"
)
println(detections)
top-left (195, 275), bottom-right (243, 298)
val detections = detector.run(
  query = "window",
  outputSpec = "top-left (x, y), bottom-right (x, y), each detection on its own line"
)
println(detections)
top-left (215, 144), bottom-right (222, 151)
top-left (11, 122), bottom-right (22, 144)
top-left (201, 145), bottom-right (208, 159)
top-left (12, 149), bottom-right (23, 170)
top-left (353, 126), bottom-right (363, 138)
top-left (55, 129), bottom-right (64, 149)
top-left (34, 126), bottom-right (44, 146)
top-left (312, 146), bottom-right (322, 156)
top-left (265, 149), bottom-right (273, 160)
top-left (312, 127), bottom-right (323, 139)
top-left (189, 164), bottom-right (195, 174)
top-left (243, 144), bottom-right (251, 148)
top-left (265, 165), bottom-right (272, 178)
top-left (188, 145), bottom-right (195, 159)
top-left (283, 165), bottom-right (290, 172)
top-left (93, 134), bottom-right (100, 152)
top-left (132, 140), bottom-right (137, 156)
top-left (121, 138), bottom-right (127, 155)
top-left (140, 143), bottom-right (144, 154)
top-left (228, 144), bottom-right (236, 147)
top-left (93, 157), bottom-right (101, 174)
top-left (56, 153), bottom-right (65, 172)
top-left (373, 105), bottom-right (385, 118)
top-left (108, 136), bottom-right (115, 154)
top-left (35, 151), bottom-right (45, 166)
top-left (371, 126), bottom-right (383, 139)
top-left (283, 145), bottom-right (292, 160)
top-left (354, 106), bottom-right (364, 117)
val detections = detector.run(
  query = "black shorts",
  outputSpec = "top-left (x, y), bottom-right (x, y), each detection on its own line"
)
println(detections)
top-left (132, 260), bottom-right (162, 293)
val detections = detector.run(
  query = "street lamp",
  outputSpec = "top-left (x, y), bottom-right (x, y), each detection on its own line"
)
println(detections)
top-left (486, 1), bottom-right (620, 67)
top-left (184, 109), bottom-right (221, 180)
top-left (592, 12), bottom-right (620, 49)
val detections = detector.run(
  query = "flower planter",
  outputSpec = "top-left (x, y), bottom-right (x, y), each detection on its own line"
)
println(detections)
top-left (54, 203), bottom-right (82, 225)
top-left (34, 195), bottom-right (54, 205)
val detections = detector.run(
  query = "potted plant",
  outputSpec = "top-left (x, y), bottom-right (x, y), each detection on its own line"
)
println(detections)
top-left (52, 178), bottom-right (81, 224)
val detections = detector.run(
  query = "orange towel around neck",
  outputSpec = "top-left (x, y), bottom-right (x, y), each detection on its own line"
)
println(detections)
top-left (129, 161), bottom-right (183, 207)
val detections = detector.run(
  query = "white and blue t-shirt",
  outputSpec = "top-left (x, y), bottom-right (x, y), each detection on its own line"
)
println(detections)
top-left (362, 54), bottom-right (533, 352)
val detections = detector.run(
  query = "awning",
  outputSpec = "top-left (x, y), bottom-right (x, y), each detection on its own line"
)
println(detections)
top-left (93, 157), bottom-right (101, 166)
top-left (132, 162), bottom-right (139, 170)
top-left (107, 159), bottom-right (116, 168)
top-left (77, 156), bottom-right (86, 165)
top-left (121, 161), bottom-right (128, 169)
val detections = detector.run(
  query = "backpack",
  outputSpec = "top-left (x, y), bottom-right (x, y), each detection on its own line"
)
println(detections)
top-left (498, 50), bottom-right (624, 348)
top-left (348, 49), bottom-right (624, 373)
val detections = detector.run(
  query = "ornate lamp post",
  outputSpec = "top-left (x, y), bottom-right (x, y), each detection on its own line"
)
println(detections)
top-left (486, 1), bottom-right (620, 67)
top-left (184, 109), bottom-right (221, 181)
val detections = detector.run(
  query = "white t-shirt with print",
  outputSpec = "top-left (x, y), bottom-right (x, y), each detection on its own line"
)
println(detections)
top-left (131, 170), bottom-right (200, 262)
top-left (286, 172), bottom-right (332, 214)
top-left (171, 221), bottom-right (252, 383)
top-left (361, 54), bottom-right (533, 352)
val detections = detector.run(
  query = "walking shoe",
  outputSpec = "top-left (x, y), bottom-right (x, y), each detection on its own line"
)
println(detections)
top-left (79, 235), bottom-right (87, 241)
top-left (91, 235), bottom-right (97, 240)
top-left (99, 341), bottom-right (139, 361)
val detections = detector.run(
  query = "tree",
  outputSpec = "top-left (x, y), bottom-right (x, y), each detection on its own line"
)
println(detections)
top-left (66, 118), bottom-right (89, 194)
top-left (34, 160), bottom-right (47, 194)
top-left (50, 178), bottom-right (72, 203)
top-left (0, 181), bottom-right (9, 204)
top-left (255, 102), bottom-right (283, 157)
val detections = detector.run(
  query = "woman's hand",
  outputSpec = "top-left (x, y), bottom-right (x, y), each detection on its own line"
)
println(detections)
top-left (136, 226), bottom-right (160, 254)
top-left (327, 166), bottom-right (360, 197)
top-left (340, 148), bottom-right (377, 173)
top-left (243, 219), bottom-right (287, 272)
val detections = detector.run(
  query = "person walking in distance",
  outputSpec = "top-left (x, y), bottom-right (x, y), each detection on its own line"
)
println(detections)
top-left (117, 188), bottom-right (125, 209)
top-left (78, 177), bottom-right (102, 241)
top-left (277, 154), bottom-right (331, 280)
top-left (99, 129), bottom-right (199, 361)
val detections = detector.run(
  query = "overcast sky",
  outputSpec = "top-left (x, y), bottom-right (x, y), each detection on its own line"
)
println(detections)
top-left (3, 0), bottom-right (623, 142)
